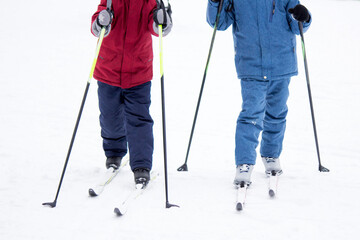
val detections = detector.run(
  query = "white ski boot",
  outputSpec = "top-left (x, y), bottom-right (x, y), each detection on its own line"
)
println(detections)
top-left (262, 157), bottom-right (283, 176)
top-left (234, 164), bottom-right (254, 186)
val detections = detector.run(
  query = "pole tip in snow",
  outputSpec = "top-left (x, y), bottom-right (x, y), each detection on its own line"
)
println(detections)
top-left (114, 208), bottom-right (123, 216)
top-left (88, 188), bottom-right (98, 197)
top-left (319, 165), bottom-right (330, 172)
top-left (42, 201), bottom-right (57, 208)
top-left (177, 163), bottom-right (188, 172)
top-left (166, 202), bottom-right (180, 209)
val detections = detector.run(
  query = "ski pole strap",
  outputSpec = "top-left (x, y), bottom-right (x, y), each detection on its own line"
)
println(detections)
top-left (155, 0), bottom-right (167, 5)
top-left (156, 0), bottom-right (170, 8)
top-left (106, 0), bottom-right (112, 10)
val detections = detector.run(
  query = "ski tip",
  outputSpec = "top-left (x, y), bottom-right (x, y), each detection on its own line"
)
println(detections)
top-left (269, 189), bottom-right (275, 198)
top-left (114, 208), bottom-right (123, 217)
top-left (236, 202), bottom-right (243, 211)
top-left (88, 188), bottom-right (98, 197)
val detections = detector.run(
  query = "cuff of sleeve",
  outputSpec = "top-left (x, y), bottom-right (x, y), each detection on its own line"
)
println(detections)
top-left (152, 22), bottom-right (172, 37)
top-left (208, 0), bottom-right (220, 7)
top-left (153, 22), bottom-right (160, 35)
top-left (304, 12), bottom-right (312, 26)
top-left (91, 21), bottom-right (101, 37)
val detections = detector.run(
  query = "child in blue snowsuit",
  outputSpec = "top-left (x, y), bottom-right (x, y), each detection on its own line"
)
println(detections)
top-left (206, 0), bottom-right (312, 184)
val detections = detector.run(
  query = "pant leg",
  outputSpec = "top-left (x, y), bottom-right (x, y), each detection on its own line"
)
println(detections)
top-left (97, 81), bottom-right (127, 158)
top-left (260, 78), bottom-right (290, 158)
top-left (235, 79), bottom-right (268, 166)
top-left (123, 82), bottom-right (154, 171)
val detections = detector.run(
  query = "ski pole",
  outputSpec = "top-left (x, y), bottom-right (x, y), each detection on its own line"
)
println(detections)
top-left (42, 19), bottom-right (108, 208)
top-left (177, 0), bottom-right (225, 171)
top-left (157, 0), bottom-right (179, 209)
top-left (298, 22), bottom-right (329, 172)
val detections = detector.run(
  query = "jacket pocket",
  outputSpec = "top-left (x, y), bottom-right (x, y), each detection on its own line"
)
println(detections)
top-left (132, 54), bottom-right (153, 73)
top-left (95, 46), bottom-right (123, 81)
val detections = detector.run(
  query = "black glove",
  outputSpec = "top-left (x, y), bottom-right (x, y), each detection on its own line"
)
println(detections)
top-left (288, 4), bottom-right (310, 22)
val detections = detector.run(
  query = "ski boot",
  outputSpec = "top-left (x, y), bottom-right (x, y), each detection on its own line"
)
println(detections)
top-left (262, 157), bottom-right (283, 176)
top-left (234, 164), bottom-right (254, 186)
top-left (133, 168), bottom-right (150, 186)
top-left (106, 156), bottom-right (122, 170)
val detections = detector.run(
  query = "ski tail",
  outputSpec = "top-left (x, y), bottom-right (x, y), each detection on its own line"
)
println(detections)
top-left (268, 170), bottom-right (280, 198)
top-left (235, 181), bottom-right (249, 211)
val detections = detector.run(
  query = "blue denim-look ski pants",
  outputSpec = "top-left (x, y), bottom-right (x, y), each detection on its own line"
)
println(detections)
top-left (97, 81), bottom-right (154, 171)
top-left (235, 78), bottom-right (290, 166)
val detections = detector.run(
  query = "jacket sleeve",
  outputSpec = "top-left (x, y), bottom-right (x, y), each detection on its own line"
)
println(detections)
top-left (286, 0), bottom-right (312, 35)
top-left (206, 0), bottom-right (234, 31)
top-left (148, 0), bottom-right (158, 36)
top-left (91, 0), bottom-right (108, 36)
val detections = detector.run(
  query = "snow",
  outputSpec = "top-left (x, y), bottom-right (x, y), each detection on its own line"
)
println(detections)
top-left (1, 0), bottom-right (360, 239)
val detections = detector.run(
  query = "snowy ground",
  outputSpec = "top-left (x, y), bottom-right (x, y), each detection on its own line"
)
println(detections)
top-left (1, 0), bottom-right (360, 239)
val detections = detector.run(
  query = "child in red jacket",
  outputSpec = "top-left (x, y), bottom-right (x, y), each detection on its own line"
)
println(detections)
top-left (91, 0), bottom-right (172, 185)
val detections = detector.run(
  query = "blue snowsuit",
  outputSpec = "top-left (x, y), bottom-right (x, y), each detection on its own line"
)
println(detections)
top-left (207, 0), bottom-right (311, 165)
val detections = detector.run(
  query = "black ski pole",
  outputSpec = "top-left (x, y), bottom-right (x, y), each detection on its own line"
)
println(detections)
top-left (157, 0), bottom-right (179, 209)
top-left (177, 0), bottom-right (225, 171)
top-left (298, 22), bottom-right (329, 172)
top-left (42, 1), bottom-right (111, 208)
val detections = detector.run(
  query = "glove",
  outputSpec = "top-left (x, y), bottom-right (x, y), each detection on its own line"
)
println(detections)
top-left (92, 9), bottom-right (113, 37)
top-left (153, 3), bottom-right (173, 37)
top-left (97, 9), bottom-right (113, 27)
top-left (288, 4), bottom-right (310, 22)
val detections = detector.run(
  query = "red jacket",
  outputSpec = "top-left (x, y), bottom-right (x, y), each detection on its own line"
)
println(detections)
top-left (91, 0), bottom-right (158, 89)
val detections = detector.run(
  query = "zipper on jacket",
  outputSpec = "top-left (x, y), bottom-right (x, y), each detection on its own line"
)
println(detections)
top-left (269, 0), bottom-right (275, 22)
top-left (120, 0), bottom-right (130, 86)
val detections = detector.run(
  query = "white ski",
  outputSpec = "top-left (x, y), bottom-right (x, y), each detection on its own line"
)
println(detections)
top-left (88, 157), bottom-right (129, 197)
top-left (114, 172), bottom-right (159, 216)
top-left (268, 170), bottom-right (280, 198)
top-left (235, 181), bottom-right (249, 211)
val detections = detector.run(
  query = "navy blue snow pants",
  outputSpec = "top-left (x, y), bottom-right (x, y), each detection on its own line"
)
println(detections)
top-left (97, 81), bottom-right (154, 171)
top-left (235, 78), bottom-right (290, 166)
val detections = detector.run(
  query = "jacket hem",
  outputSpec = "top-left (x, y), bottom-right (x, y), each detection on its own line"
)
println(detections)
top-left (94, 75), bottom-right (152, 89)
